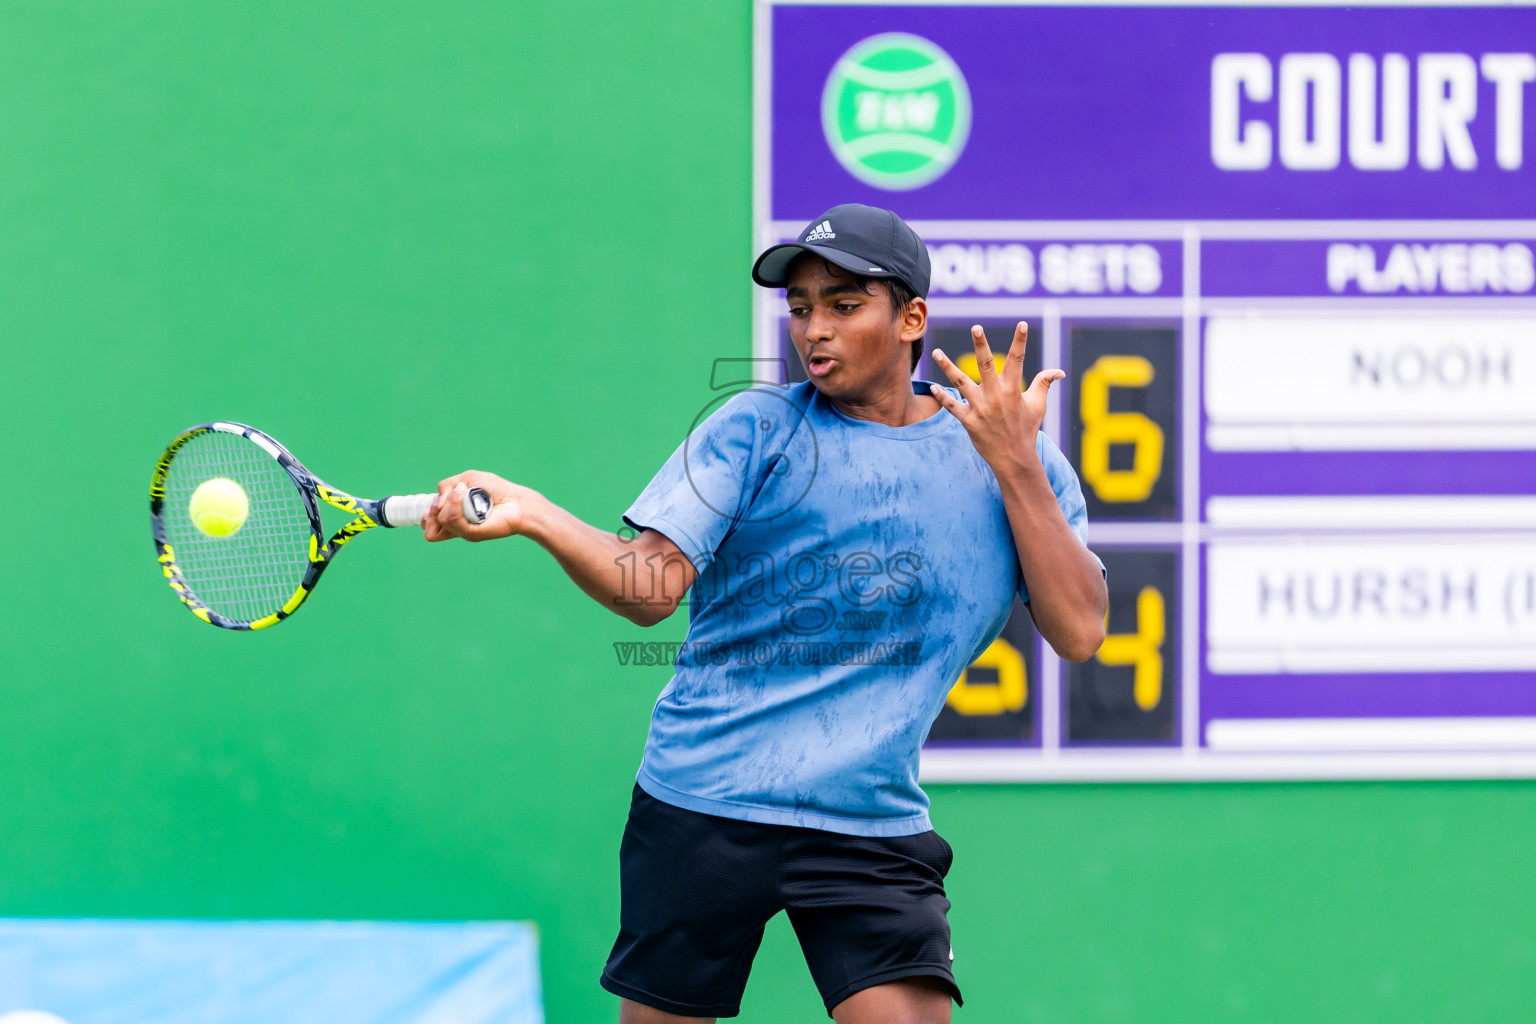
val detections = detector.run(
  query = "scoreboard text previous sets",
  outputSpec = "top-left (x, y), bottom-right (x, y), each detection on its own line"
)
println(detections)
top-left (754, 0), bottom-right (1536, 780)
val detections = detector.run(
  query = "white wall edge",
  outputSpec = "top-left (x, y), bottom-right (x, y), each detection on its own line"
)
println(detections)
top-left (920, 748), bottom-right (1536, 782)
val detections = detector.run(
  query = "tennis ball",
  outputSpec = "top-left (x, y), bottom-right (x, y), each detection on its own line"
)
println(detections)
top-left (189, 477), bottom-right (249, 538)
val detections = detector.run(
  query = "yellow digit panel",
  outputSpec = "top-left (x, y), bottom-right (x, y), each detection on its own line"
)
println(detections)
top-left (946, 635), bottom-right (1028, 716)
top-left (1095, 585), bottom-right (1166, 712)
top-left (1067, 325), bottom-right (1180, 521)
top-left (1064, 549), bottom-right (1180, 744)
top-left (1080, 354), bottom-right (1165, 503)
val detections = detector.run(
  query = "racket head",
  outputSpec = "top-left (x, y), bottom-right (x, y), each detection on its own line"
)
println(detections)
top-left (150, 422), bottom-right (324, 630)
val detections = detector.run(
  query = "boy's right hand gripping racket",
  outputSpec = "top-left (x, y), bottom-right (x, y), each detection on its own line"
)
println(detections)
top-left (150, 421), bottom-right (491, 631)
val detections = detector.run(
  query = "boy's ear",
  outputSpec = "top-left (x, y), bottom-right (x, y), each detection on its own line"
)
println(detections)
top-left (900, 296), bottom-right (928, 342)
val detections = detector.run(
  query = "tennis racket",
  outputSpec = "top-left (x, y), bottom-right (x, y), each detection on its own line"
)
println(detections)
top-left (150, 420), bottom-right (491, 631)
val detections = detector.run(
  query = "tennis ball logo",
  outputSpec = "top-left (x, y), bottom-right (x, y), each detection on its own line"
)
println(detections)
top-left (821, 33), bottom-right (971, 191)
top-left (189, 477), bottom-right (249, 538)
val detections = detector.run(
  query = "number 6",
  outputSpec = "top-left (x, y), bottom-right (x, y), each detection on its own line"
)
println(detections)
top-left (1079, 355), bottom-right (1165, 503)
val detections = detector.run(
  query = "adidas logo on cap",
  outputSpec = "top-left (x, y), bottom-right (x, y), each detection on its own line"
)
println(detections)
top-left (750, 204), bottom-right (930, 296)
top-left (804, 220), bottom-right (836, 242)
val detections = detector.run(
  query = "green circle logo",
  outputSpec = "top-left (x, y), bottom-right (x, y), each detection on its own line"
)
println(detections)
top-left (821, 33), bottom-right (971, 191)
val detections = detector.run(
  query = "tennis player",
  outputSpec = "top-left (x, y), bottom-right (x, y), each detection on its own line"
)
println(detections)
top-left (423, 203), bottom-right (1108, 1023)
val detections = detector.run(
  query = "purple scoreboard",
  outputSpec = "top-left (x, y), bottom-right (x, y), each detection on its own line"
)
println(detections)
top-left (754, 1), bottom-right (1536, 780)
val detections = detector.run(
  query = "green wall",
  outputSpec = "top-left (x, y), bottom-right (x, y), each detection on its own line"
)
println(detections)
top-left (0, 3), bottom-right (1531, 1021)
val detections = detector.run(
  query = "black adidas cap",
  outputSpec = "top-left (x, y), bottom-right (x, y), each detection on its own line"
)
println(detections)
top-left (752, 203), bottom-right (931, 298)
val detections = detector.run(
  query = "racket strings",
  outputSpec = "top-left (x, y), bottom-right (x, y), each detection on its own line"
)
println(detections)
top-left (159, 431), bottom-right (314, 624)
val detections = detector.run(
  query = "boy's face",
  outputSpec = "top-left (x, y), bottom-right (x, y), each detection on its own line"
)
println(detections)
top-left (782, 252), bottom-right (926, 400)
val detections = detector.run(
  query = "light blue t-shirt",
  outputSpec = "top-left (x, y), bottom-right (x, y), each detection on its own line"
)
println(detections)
top-left (622, 379), bottom-right (1098, 836)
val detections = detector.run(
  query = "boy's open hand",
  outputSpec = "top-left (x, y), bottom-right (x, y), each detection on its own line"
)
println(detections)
top-left (929, 321), bottom-right (1064, 470)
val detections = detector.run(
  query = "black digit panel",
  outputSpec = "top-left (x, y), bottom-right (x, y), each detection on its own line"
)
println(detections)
top-left (1065, 325), bottom-right (1180, 521)
top-left (1064, 548), bottom-right (1179, 745)
top-left (929, 596), bottom-right (1038, 743)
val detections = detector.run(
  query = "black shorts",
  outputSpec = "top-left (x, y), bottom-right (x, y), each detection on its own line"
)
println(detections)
top-left (600, 783), bottom-right (962, 1018)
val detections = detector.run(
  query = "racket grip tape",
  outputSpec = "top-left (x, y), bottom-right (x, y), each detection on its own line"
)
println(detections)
top-left (381, 487), bottom-right (492, 528)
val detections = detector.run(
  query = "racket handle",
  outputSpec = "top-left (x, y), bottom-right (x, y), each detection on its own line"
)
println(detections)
top-left (380, 487), bottom-right (492, 528)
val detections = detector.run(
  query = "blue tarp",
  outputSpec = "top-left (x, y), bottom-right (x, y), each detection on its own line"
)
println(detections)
top-left (0, 919), bottom-right (542, 1024)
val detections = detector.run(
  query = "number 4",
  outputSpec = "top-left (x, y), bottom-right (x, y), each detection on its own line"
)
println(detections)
top-left (1097, 586), bottom-right (1165, 712)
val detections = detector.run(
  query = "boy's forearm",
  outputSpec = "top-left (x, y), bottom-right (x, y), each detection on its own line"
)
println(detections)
top-left (520, 495), bottom-right (689, 626)
top-left (992, 449), bottom-right (1108, 662)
